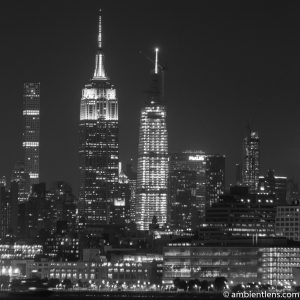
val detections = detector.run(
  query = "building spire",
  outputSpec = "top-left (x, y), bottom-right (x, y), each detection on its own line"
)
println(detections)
top-left (98, 9), bottom-right (102, 49)
top-left (93, 9), bottom-right (107, 80)
top-left (146, 48), bottom-right (163, 105)
top-left (155, 48), bottom-right (159, 74)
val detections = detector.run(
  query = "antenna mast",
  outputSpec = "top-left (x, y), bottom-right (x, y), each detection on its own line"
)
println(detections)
top-left (155, 48), bottom-right (159, 74)
top-left (98, 9), bottom-right (102, 49)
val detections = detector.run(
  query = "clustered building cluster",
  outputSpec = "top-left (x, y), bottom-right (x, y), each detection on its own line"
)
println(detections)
top-left (1, 10), bottom-right (300, 292)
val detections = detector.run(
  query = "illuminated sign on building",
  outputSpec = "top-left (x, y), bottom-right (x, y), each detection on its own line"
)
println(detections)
top-left (188, 155), bottom-right (205, 161)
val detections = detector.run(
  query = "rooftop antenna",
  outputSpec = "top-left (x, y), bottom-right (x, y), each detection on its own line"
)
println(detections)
top-left (139, 48), bottom-right (166, 102)
top-left (155, 48), bottom-right (159, 74)
top-left (98, 9), bottom-right (102, 49)
top-left (93, 9), bottom-right (107, 80)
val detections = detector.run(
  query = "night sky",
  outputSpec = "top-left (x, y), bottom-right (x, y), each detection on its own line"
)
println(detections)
top-left (0, 0), bottom-right (300, 194)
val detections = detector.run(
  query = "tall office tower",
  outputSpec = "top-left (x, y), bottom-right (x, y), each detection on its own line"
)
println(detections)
top-left (0, 183), bottom-right (18, 240)
top-left (11, 161), bottom-right (29, 202)
top-left (43, 181), bottom-right (77, 233)
top-left (128, 178), bottom-right (137, 223)
top-left (258, 169), bottom-right (287, 205)
top-left (205, 155), bottom-right (225, 207)
top-left (111, 163), bottom-right (131, 225)
top-left (23, 83), bottom-right (40, 197)
top-left (235, 163), bottom-right (242, 186)
top-left (135, 49), bottom-right (169, 231)
top-left (79, 11), bottom-right (119, 225)
top-left (169, 169), bottom-right (197, 231)
top-left (125, 161), bottom-right (137, 223)
top-left (0, 186), bottom-right (11, 240)
top-left (169, 150), bottom-right (206, 229)
top-left (17, 183), bottom-right (46, 242)
top-left (0, 176), bottom-right (6, 188)
top-left (242, 130), bottom-right (260, 192)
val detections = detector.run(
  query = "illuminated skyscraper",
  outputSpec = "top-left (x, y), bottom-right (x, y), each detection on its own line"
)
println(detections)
top-left (79, 10), bottom-right (119, 225)
top-left (23, 83), bottom-right (40, 196)
top-left (135, 49), bottom-right (169, 231)
top-left (242, 130), bottom-right (260, 192)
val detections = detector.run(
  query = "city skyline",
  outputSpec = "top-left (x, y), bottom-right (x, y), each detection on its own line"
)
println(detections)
top-left (1, 0), bottom-right (300, 193)
top-left (1, 1), bottom-right (300, 295)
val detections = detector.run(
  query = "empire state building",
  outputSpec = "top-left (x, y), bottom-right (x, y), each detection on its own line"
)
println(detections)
top-left (79, 10), bottom-right (119, 225)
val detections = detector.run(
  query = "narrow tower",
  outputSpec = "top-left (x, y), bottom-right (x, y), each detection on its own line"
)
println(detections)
top-left (242, 130), bottom-right (260, 192)
top-left (135, 48), bottom-right (169, 231)
top-left (23, 83), bottom-right (40, 197)
top-left (79, 10), bottom-right (119, 225)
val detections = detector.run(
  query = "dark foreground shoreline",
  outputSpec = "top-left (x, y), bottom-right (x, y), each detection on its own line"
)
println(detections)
top-left (1, 290), bottom-right (300, 299)
top-left (0, 290), bottom-right (221, 299)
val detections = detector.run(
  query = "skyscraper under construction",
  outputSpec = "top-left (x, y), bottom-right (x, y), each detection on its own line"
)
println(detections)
top-left (135, 49), bottom-right (169, 231)
top-left (78, 10), bottom-right (119, 225)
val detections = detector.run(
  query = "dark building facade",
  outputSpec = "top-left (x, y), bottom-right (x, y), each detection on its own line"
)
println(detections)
top-left (235, 163), bottom-right (242, 186)
top-left (169, 151), bottom-right (206, 228)
top-left (11, 161), bottom-right (29, 203)
top-left (111, 165), bottom-right (131, 225)
top-left (43, 181), bottom-right (77, 233)
top-left (242, 130), bottom-right (260, 192)
top-left (0, 176), bottom-right (6, 188)
top-left (286, 179), bottom-right (300, 205)
top-left (205, 154), bottom-right (225, 207)
top-left (205, 186), bottom-right (276, 237)
top-left (169, 169), bottom-right (197, 231)
top-left (17, 183), bottom-right (46, 242)
top-left (0, 183), bottom-right (18, 240)
top-left (125, 161), bottom-right (137, 223)
top-left (43, 221), bottom-right (79, 261)
top-left (258, 169), bottom-right (287, 205)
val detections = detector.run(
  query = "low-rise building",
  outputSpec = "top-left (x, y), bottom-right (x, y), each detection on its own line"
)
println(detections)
top-left (108, 253), bottom-right (163, 284)
top-left (162, 238), bottom-right (300, 287)
top-left (0, 244), bottom-right (42, 260)
top-left (275, 205), bottom-right (300, 241)
top-left (163, 244), bottom-right (258, 285)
